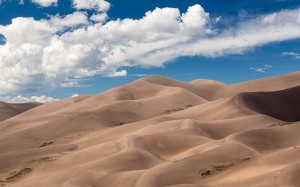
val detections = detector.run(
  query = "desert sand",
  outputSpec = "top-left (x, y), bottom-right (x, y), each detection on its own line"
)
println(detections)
top-left (0, 72), bottom-right (300, 187)
top-left (0, 102), bottom-right (41, 122)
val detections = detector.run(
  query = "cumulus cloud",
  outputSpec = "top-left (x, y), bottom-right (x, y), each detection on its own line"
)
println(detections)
top-left (49, 12), bottom-right (89, 29)
top-left (90, 12), bottom-right (108, 22)
top-left (250, 64), bottom-right (273, 73)
top-left (31, 0), bottom-right (58, 7)
top-left (0, 95), bottom-right (59, 103)
top-left (107, 70), bottom-right (127, 77)
top-left (71, 94), bottom-right (79, 98)
top-left (72, 0), bottom-right (110, 12)
top-left (1, 5), bottom-right (300, 94)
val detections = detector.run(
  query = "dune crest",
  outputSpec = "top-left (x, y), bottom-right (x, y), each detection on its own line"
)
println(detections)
top-left (0, 72), bottom-right (300, 187)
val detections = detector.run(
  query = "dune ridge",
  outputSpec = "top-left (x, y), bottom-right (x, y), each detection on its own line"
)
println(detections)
top-left (0, 71), bottom-right (299, 187)
top-left (0, 102), bottom-right (41, 122)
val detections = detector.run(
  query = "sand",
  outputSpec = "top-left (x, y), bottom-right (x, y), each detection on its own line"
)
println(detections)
top-left (0, 71), bottom-right (299, 187)
top-left (0, 102), bottom-right (41, 122)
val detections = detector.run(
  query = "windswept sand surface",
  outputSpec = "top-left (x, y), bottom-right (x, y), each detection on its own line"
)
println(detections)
top-left (0, 102), bottom-right (41, 122)
top-left (0, 72), bottom-right (300, 187)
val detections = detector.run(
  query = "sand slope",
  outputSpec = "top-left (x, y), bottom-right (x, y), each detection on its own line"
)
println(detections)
top-left (0, 102), bottom-right (41, 122)
top-left (0, 71), bottom-right (299, 187)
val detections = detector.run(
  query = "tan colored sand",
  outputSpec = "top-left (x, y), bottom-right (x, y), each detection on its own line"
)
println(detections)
top-left (0, 102), bottom-right (41, 122)
top-left (0, 71), bottom-right (299, 187)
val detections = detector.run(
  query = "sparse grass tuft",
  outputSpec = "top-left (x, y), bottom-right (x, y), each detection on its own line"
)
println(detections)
top-left (269, 122), bottom-right (292, 128)
top-left (8, 171), bottom-right (16, 175)
top-left (241, 157), bottom-right (251, 161)
top-left (28, 153), bottom-right (66, 164)
top-left (213, 163), bottom-right (234, 172)
top-left (164, 105), bottom-right (193, 114)
top-left (201, 170), bottom-right (212, 176)
top-left (114, 122), bottom-right (126, 126)
top-left (0, 168), bottom-right (32, 184)
top-left (38, 157), bottom-right (56, 162)
top-left (39, 142), bottom-right (54, 148)
top-left (165, 107), bottom-right (184, 114)
top-left (201, 163), bottom-right (234, 177)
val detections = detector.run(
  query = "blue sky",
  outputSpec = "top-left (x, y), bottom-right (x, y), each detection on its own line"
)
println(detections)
top-left (0, 0), bottom-right (299, 102)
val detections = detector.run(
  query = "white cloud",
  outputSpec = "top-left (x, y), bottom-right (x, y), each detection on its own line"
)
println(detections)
top-left (31, 0), bottom-right (57, 7)
top-left (132, 74), bottom-right (154, 77)
top-left (90, 13), bottom-right (108, 22)
top-left (264, 64), bottom-right (272, 68)
top-left (60, 81), bottom-right (80, 88)
top-left (1, 5), bottom-right (300, 95)
top-left (0, 17), bottom-right (55, 46)
top-left (72, 0), bottom-right (110, 12)
top-left (71, 94), bottom-right (79, 98)
top-left (181, 4), bottom-right (210, 34)
top-left (107, 70), bottom-right (127, 77)
top-left (49, 12), bottom-right (89, 29)
top-left (281, 51), bottom-right (300, 59)
top-left (250, 64), bottom-right (273, 73)
top-left (0, 95), bottom-right (59, 103)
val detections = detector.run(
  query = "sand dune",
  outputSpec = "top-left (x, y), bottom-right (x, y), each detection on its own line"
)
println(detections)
top-left (189, 71), bottom-right (300, 100)
top-left (0, 102), bottom-right (41, 122)
top-left (239, 86), bottom-right (300, 122)
top-left (0, 71), bottom-right (299, 187)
